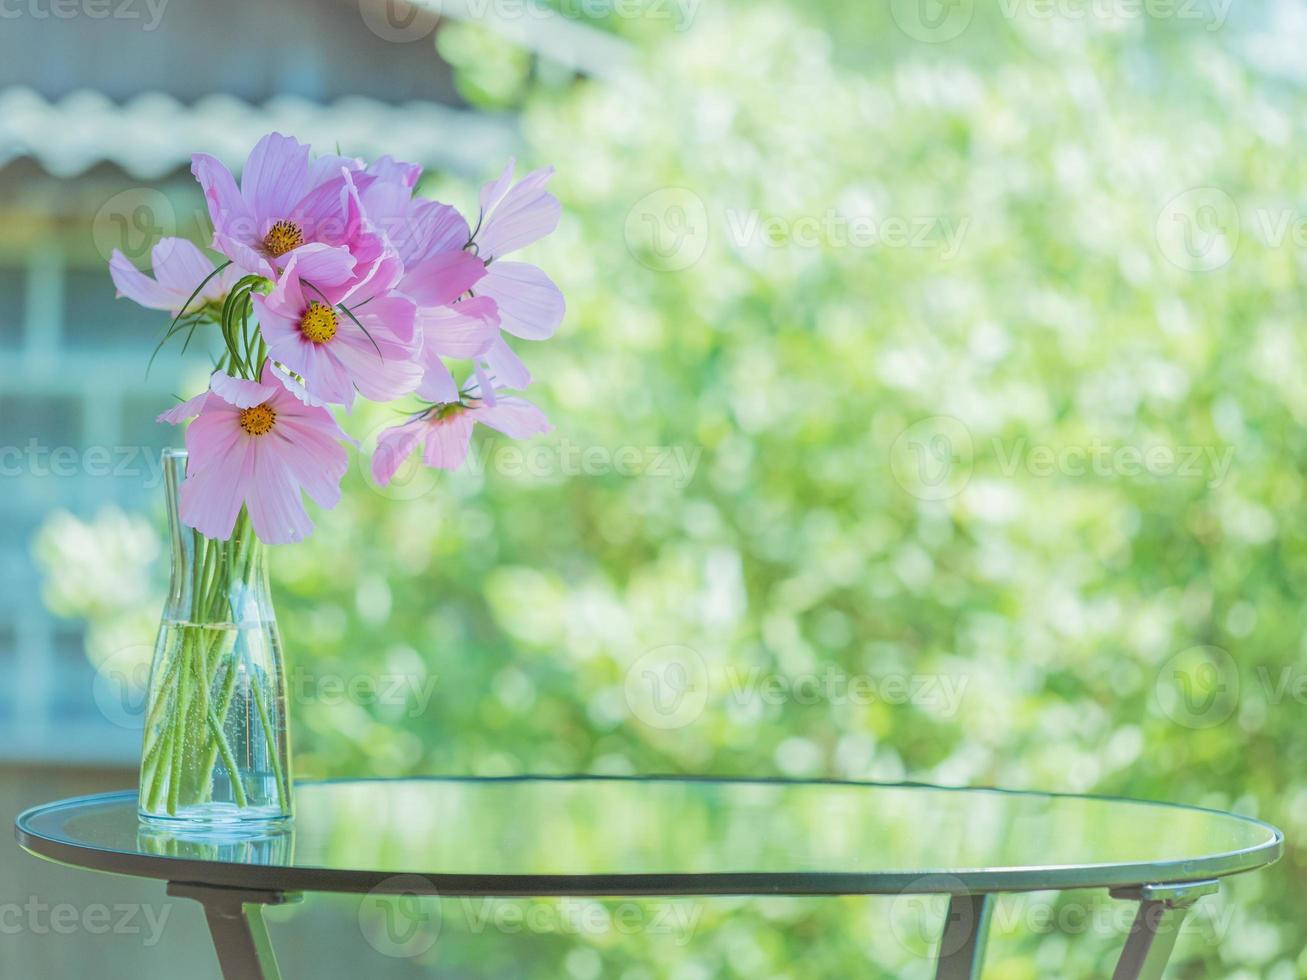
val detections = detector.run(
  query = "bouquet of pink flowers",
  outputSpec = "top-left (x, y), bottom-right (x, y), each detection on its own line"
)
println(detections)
top-left (115, 133), bottom-right (563, 825)
top-left (112, 132), bottom-right (562, 545)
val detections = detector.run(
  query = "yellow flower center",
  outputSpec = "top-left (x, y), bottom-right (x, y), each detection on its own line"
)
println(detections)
top-left (263, 220), bottom-right (304, 258)
top-left (238, 403), bottom-right (277, 436)
top-left (300, 301), bottom-right (338, 344)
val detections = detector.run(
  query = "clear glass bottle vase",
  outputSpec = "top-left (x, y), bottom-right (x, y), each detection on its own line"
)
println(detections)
top-left (138, 449), bottom-right (292, 827)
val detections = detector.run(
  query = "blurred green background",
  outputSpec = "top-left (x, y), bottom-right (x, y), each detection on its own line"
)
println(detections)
top-left (6, 0), bottom-right (1307, 976)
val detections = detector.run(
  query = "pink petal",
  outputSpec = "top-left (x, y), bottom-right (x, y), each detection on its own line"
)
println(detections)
top-left (329, 331), bottom-right (422, 403)
top-left (422, 414), bottom-right (475, 470)
top-left (150, 239), bottom-right (221, 302)
top-left (267, 361), bottom-right (341, 415)
top-left (292, 339), bottom-right (358, 408)
top-left (418, 298), bottom-right (498, 357)
top-left (268, 255), bottom-right (309, 309)
top-left (212, 231), bottom-right (275, 280)
top-left (357, 179), bottom-right (415, 251)
top-left (403, 250), bottom-right (486, 308)
top-left (367, 155), bottom-right (422, 189)
top-left (179, 433), bottom-right (253, 540)
top-left (241, 133), bottom-right (310, 222)
top-left (350, 293), bottom-right (418, 347)
top-left (156, 390), bottom-right (210, 425)
top-left (472, 363), bottom-right (497, 406)
top-left (397, 198), bottom-right (470, 266)
top-left (183, 402), bottom-right (245, 473)
top-left (416, 354), bottom-right (459, 403)
top-left (110, 250), bottom-right (179, 311)
top-left (307, 154), bottom-right (362, 189)
top-left (482, 336), bottom-right (532, 390)
top-left (478, 159), bottom-right (517, 218)
top-left (250, 293), bottom-right (302, 352)
top-left (345, 185), bottom-right (388, 276)
top-left (293, 172), bottom-right (351, 241)
top-left (272, 418), bottom-right (348, 508)
top-left (283, 242), bottom-right (357, 287)
top-left (192, 153), bottom-right (254, 241)
top-left (265, 364), bottom-right (355, 443)
top-left (476, 165), bottom-right (559, 259)
top-left (475, 261), bottom-right (564, 340)
top-left (210, 371), bottom-right (280, 408)
top-left (371, 419), bottom-right (425, 486)
top-left (245, 447), bottom-right (315, 545)
top-left (475, 395), bottom-right (551, 439)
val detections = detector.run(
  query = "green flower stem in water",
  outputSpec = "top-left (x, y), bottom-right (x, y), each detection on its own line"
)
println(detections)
top-left (139, 510), bottom-right (288, 817)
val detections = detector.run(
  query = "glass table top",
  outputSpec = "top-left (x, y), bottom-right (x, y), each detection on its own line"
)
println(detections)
top-left (15, 777), bottom-right (1283, 896)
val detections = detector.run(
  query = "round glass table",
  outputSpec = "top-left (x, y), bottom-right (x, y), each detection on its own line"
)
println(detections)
top-left (14, 776), bottom-right (1282, 980)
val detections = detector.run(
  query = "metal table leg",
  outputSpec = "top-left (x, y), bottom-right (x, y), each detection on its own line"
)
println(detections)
top-left (168, 882), bottom-right (298, 980)
top-left (1109, 881), bottom-right (1220, 980)
top-left (935, 893), bottom-right (993, 980)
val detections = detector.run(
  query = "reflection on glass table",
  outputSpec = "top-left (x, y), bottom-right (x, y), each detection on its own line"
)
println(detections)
top-left (15, 776), bottom-right (1283, 980)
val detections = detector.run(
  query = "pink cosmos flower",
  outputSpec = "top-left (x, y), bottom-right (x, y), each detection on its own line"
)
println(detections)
top-left (252, 254), bottom-right (422, 410)
top-left (412, 296), bottom-right (499, 403)
top-left (397, 232), bottom-right (498, 404)
top-left (370, 386), bottom-right (551, 486)
top-left (467, 160), bottom-right (566, 389)
top-left (191, 133), bottom-right (383, 288)
top-left (158, 364), bottom-right (351, 545)
top-left (110, 239), bottom-right (240, 315)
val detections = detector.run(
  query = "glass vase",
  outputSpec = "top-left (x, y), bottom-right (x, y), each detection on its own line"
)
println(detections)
top-left (138, 449), bottom-right (292, 828)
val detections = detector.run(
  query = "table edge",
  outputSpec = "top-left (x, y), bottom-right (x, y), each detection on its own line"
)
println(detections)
top-left (13, 775), bottom-right (1286, 898)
